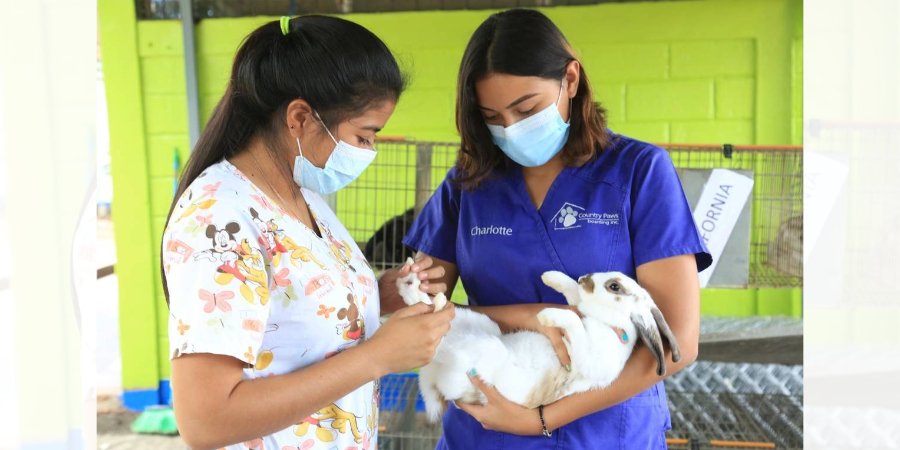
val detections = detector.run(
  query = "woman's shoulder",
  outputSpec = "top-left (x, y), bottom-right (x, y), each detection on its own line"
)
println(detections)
top-left (169, 159), bottom-right (261, 227)
top-left (572, 131), bottom-right (670, 185)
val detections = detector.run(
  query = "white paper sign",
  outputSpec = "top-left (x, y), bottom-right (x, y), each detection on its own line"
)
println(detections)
top-left (692, 169), bottom-right (754, 287)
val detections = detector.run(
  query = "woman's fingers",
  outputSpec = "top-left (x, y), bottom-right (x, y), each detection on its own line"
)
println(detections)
top-left (428, 304), bottom-right (455, 332)
top-left (392, 302), bottom-right (434, 319)
top-left (467, 370), bottom-right (502, 402)
top-left (417, 263), bottom-right (445, 281)
top-left (410, 255), bottom-right (434, 272)
top-left (542, 327), bottom-right (572, 369)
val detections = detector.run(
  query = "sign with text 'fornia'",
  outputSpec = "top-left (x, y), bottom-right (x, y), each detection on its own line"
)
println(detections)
top-left (691, 169), bottom-right (754, 288)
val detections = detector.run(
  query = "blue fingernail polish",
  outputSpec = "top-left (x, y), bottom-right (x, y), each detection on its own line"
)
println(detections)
top-left (467, 368), bottom-right (478, 377)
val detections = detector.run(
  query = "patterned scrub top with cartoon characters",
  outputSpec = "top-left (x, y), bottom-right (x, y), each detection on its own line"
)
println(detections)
top-left (163, 159), bottom-right (381, 450)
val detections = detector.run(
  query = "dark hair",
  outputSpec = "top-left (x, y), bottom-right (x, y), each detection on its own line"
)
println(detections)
top-left (455, 8), bottom-right (610, 189)
top-left (161, 15), bottom-right (405, 304)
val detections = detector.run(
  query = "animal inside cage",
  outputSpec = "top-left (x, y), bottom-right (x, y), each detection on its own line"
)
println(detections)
top-left (338, 140), bottom-right (803, 287)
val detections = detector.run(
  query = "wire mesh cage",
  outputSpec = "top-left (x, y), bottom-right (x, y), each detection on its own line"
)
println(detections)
top-left (666, 392), bottom-right (802, 450)
top-left (340, 140), bottom-right (803, 287)
top-left (379, 373), bottom-right (442, 450)
top-left (664, 144), bottom-right (803, 288)
top-left (666, 360), bottom-right (803, 450)
top-left (337, 140), bottom-right (458, 271)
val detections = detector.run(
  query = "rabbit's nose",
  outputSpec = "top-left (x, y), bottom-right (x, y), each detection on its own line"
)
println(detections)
top-left (577, 275), bottom-right (595, 294)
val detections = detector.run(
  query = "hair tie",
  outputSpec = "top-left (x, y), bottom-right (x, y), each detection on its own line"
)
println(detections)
top-left (280, 16), bottom-right (291, 35)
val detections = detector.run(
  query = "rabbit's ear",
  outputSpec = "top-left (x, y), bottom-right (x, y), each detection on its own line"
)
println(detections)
top-left (631, 312), bottom-right (666, 376)
top-left (651, 308), bottom-right (681, 363)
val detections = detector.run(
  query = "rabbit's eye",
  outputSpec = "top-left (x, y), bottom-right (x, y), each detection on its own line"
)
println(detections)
top-left (605, 281), bottom-right (621, 293)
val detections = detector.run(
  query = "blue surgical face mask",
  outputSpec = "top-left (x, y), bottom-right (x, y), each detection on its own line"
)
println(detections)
top-left (485, 80), bottom-right (570, 167)
top-left (292, 112), bottom-right (376, 195)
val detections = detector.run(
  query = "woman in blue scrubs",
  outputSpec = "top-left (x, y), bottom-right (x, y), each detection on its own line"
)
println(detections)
top-left (402, 9), bottom-right (712, 449)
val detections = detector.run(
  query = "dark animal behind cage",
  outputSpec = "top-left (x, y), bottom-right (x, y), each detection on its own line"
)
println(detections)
top-left (364, 208), bottom-right (416, 270)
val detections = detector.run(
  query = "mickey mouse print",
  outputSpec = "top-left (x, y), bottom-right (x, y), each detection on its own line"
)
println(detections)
top-left (163, 159), bottom-right (380, 450)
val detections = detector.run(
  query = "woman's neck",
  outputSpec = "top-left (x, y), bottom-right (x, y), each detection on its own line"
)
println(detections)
top-left (234, 138), bottom-right (292, 189)
top-left (229, 138), bottom-right (310, 224)
top-left (521, 153), bottom-right (565, 209)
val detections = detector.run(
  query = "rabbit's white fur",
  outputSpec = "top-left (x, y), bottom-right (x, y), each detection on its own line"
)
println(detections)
top-left (396, 257), bottom-right (449, 311)
top-left (396, 266), bottom-right (681, 422)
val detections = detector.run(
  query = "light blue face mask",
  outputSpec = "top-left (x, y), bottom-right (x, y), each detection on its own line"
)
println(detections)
top-left (486, 80), bottom-right (570, 167)
top-left (292, 113), bottom-right (376, 195)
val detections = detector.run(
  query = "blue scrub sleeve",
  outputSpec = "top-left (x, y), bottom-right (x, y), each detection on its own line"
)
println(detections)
top-left (630, 147), bottom-right (713, 272)
top-left (402, 169), bottom-right (461, 264)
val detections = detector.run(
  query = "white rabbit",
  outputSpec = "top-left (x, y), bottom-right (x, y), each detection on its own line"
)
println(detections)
top-left (395, 257), bottom-right (449, 311)
top-left (395, 264), bottom-right (681, 423)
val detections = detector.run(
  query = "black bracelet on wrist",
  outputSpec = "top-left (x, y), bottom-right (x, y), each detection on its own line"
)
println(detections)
top-left (538, 405), bottom-right (552, 437)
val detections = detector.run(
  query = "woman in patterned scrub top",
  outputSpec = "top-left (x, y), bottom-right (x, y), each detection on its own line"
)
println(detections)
top-left (160, 15), bottom-right (454, 450)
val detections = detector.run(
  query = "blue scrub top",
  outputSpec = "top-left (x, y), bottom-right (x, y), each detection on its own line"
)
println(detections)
top-left (403, 133), bottom-right (711, 449)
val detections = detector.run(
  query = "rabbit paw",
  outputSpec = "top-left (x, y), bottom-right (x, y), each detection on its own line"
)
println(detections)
top-left (433, 292), bottom-right (448, 311)
top-left (536, 308), bottom-right (580, 330)
top-left (541, 271), bottom-right (574, 290)
top-left (541, 271), bottom-right (580, 306)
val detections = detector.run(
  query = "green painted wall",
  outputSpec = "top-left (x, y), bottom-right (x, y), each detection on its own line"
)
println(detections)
top-left (791, 0), bottom-right (803, 145)
top-left (101, 0), bottom-right (802, 392)
top-left (184, 1), bottom-right (802, 145)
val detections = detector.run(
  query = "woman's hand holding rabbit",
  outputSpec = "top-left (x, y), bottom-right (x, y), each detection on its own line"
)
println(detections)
top-left (379, 255), bottom-right (448, 314)
top-left (364, 301), bottom-right (455, 376)
top-left (456, 370), bottom-right (544, 436)
top-left (485, 303), bottom-right (579, 370)
top-left (534, 311), bottom-right (575, 371)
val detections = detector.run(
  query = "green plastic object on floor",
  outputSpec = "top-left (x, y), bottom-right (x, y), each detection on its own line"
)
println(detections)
top-left (131, 405), bottom-right (178, 435)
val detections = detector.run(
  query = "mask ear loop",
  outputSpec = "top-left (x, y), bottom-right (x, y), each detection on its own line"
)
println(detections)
top-left (559, 78), bottom-right (574, 124)
top-left (557, 79), bottom-right (566, 104)
top-left (313, 110), bottom-right (340, 146)
top-left (295, 137), bottom-right (304, 180)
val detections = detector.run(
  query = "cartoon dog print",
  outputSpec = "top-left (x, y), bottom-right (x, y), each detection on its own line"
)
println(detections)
top-left (367, 384), bottom-right (378, 438)
top-left (192, 220), bottom-right (271, 305)
top-left (249, 207), bottom-right (328, 270)
top-left (293, 403), bottom-right (363, 444)
top-left (319, 220), bottom-right (356, 272)
top-left (175, 188), bottom-right (217, 223)
top-left (235, 239), bottom-right (270, 305)
top-left (249, 207), bottom-right (285, 257)
top-left (281, 237), bottom-right (328, 270)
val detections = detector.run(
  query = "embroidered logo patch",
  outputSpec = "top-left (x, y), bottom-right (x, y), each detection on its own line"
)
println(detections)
top-left (551, 202), bottom-right (620, 230)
